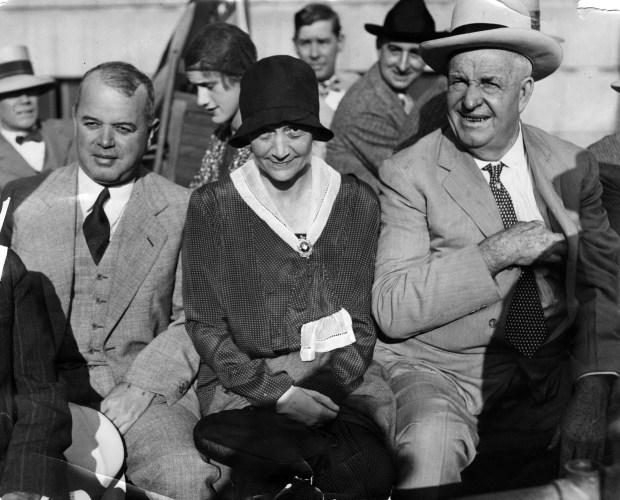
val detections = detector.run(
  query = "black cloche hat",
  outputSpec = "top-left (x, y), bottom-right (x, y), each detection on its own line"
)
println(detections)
top-left (364, 0), bottom-right (449, 43)
top-left (229, 55), bottom-right (333, 148)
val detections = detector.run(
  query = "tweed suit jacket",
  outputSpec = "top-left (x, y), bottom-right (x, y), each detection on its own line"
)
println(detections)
top-left (588, 132), bottom-right (620, 238)
top-left (0, 119), bottom-right (76, 191)
top-left (0, 248), bottom-right (71, 499)
top-left (0, 163), bottom-right (197, 406)
top-left (326, 64), bottom-right (407, 192)
top-left (373, 125), bottom-right (620, 414)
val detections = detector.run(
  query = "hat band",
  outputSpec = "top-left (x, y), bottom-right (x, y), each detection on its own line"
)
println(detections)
top-left (0, 60), bottom-right (34, 79)
top-left (450, 23), bottom-right (506, 36)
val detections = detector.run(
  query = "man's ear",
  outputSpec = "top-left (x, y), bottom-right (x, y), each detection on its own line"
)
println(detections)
top-left (518, 77), bottom-right (534, 114)
top-left (337, 33), bottom-right (344, 53)
top-left (148, 118), bottom-right (160, 146)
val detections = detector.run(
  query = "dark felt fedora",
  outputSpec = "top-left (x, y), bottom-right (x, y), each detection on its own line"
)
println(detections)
top-left (364, 0), bottom-right (448, 43)
top-left (229, 55), bottom-right (333, 148)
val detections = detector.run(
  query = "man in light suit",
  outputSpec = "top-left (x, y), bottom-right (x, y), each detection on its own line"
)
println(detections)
top-left (373, 0), bottom-right (620, 498)
top-left (0, 45), bottom-right (76, 191)
top-left (1, 61), bottom-right (218, 499)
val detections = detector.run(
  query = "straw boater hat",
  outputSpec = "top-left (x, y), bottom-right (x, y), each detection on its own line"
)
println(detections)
top-left (419, 0), bottom-right (562, 81)
top-left (364, 0), bottom-right (448, 43)
top-left (0, 45), bottom-right (55, 95)
top-left (229, 55), bottom-right (333, 148)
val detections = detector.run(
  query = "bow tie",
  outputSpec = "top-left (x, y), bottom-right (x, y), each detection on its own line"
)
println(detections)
top-left (15, 129), bottom-right (43, 145)
top-left (319, 78), bottom-right (341, 98)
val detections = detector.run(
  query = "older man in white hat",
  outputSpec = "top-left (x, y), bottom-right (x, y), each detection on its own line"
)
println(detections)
top-left (0, 45), bottom-right (76, 190)
top-left (372, 0), bottom-right (620, 497)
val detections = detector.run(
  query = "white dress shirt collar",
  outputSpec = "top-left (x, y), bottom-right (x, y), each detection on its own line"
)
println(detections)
top-left (0, 124), bottom-right (46, 172)
top-left (77, 167), bottom-right (134, 237)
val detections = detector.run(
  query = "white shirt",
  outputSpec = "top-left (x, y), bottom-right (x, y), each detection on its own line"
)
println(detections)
top-left (0, 126), bottom-right (46, 172)
top-left (78, 167), bottom-right (134, 238)
top-left (473, 125), bottom-right (543, 223)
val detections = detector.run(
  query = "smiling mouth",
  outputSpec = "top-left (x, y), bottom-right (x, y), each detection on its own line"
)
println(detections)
top-left (461, 115), bottom-right (489, 123)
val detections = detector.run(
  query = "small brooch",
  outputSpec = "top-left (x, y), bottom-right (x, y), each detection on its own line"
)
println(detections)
top-left (297, 237), bottom-right (313, 258)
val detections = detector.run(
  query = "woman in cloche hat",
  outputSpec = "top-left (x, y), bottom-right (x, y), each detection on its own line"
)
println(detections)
top-left (184, 55), bottom-right (395, 499)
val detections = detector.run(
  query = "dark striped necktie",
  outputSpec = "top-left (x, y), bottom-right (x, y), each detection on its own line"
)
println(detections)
top-left (483, 162), bottom-right (548, 357)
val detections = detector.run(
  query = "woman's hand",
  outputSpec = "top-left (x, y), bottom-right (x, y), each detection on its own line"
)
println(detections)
top-left (276, 386), bottom-right (339, 427)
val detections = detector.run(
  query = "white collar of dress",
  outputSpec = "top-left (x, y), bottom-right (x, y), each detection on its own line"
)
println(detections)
top-left (230, 156), bottom-right (341, 258)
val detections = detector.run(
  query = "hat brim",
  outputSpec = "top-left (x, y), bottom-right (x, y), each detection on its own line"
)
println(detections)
top-left (0, 74), bottom-right (55, 95)
top-left (419, 28), bottom-right (562, 81)
top-left (612, 81), bottom-right (620, 93)
top-left (230, 107), bottom-right (333, 148)
top-left (364, 24), bottom-right (450, 43)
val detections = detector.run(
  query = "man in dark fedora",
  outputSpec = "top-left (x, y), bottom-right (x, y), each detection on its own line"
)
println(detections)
top-left (0, 45), bottom-right (76, 191)
top-left (326, 0), bottom-right (447, 192)
top-left (372, 0), bottom-right (620, 497)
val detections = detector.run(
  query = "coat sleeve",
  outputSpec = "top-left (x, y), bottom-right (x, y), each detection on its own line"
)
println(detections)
top-left (183, 188), bottom-right (294, 408)
top-left (372, 151), bottom-right (502, 339)
top-left (0, 249), bottom-right (71, 499)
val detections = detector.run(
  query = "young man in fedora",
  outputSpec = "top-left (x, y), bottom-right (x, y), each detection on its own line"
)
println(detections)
top-left (372, 0), bottom-right (620, 497)
top-left (326, 0), bottom-right (447, 192)
top-left (0, 45), bottom-right (76, 191)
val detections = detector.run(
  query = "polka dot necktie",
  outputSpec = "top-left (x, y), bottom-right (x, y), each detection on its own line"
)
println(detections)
top-left (483, 163), bottom-right (548, 357)
top-left (83, 187), bottom-right (111, 265)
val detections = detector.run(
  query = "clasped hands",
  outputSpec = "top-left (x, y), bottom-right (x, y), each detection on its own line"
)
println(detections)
top-left (479, 220), bottom-right (568, 275)
top-left (276, 385), bottom-right (339, 427)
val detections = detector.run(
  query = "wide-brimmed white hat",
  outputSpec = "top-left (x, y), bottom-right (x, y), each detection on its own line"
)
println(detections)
top-left (419, 0), bottom-right (562, 81)
top-left (0, 45), bottom-right (55, 95)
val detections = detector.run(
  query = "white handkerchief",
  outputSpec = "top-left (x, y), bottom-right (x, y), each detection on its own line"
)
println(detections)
top-left (300, 308), bottom-right (355, 361)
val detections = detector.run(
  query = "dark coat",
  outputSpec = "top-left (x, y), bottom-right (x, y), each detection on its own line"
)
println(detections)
top-left (0, 248), bottom-right (71, 499)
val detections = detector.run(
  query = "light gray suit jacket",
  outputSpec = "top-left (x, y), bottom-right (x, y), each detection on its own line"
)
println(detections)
top-left (0, 163), bottom-right (197, 407)
top-left (0, 119), bottom-right (76, 191)
top-left (373, 125), bottom-right (620, 414)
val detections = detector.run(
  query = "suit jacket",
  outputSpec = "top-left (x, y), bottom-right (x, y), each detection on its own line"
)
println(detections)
top-left (588, 132), bottom-right (620, 238)
top-left (0, 119), bottom-right (76, 191)
top-left (0, 248), bottom-right (71, 499)
top-left (326, 64), bottom-right (407, 192)
top-left (0, 164), bottom-right (197, 407)
top-left (373, 125), bottom-right (620, 414)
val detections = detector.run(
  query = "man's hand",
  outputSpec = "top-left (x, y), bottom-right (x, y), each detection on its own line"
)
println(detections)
top-left (556, 376), bottom-right (612, 466)
top-left (2, 492), bottom-right (41, 500)
top-left (276, 386), bottom-right (339, 427)
top-left (100, 382), bottom-right (155, 435)
top-left (479, 221), bottom-right (567, 275)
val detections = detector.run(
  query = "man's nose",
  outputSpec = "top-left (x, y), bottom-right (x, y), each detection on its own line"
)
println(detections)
top-left (463, 84), bottom-right (483, 110)
top-left (98, 126), bottom-right (115, 148)
top-left (397, 52), bottom-right (409, 72)
top-left (309, 41), bottom-right (320, 59)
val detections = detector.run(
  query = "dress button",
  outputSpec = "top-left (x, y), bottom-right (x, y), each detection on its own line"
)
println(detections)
top-left (96, 273), bottom-right (104, 280)
top-left (87, 348), bottom-right (94, 355)
top-left (488, 318), bottom-right (498, 328)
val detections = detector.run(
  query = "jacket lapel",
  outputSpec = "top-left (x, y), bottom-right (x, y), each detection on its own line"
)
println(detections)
top-left (36, 165), bottom-right (79, 337)
top-left (104, 171), bottom-right (169, 336)
top-left (0, 134), bottom-right (37, 180)
top-left (523, 126), bottom-right (579, 320)
top-left (439, 130), bottom-right (505, 237)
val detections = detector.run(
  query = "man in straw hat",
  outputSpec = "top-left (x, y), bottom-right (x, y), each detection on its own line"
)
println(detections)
top-left (372, 0), bottom-right (620, 497)
top-left (326, 0), bottom-right (448, 192)
top-left (0, 45), bottom-right (76, 191)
